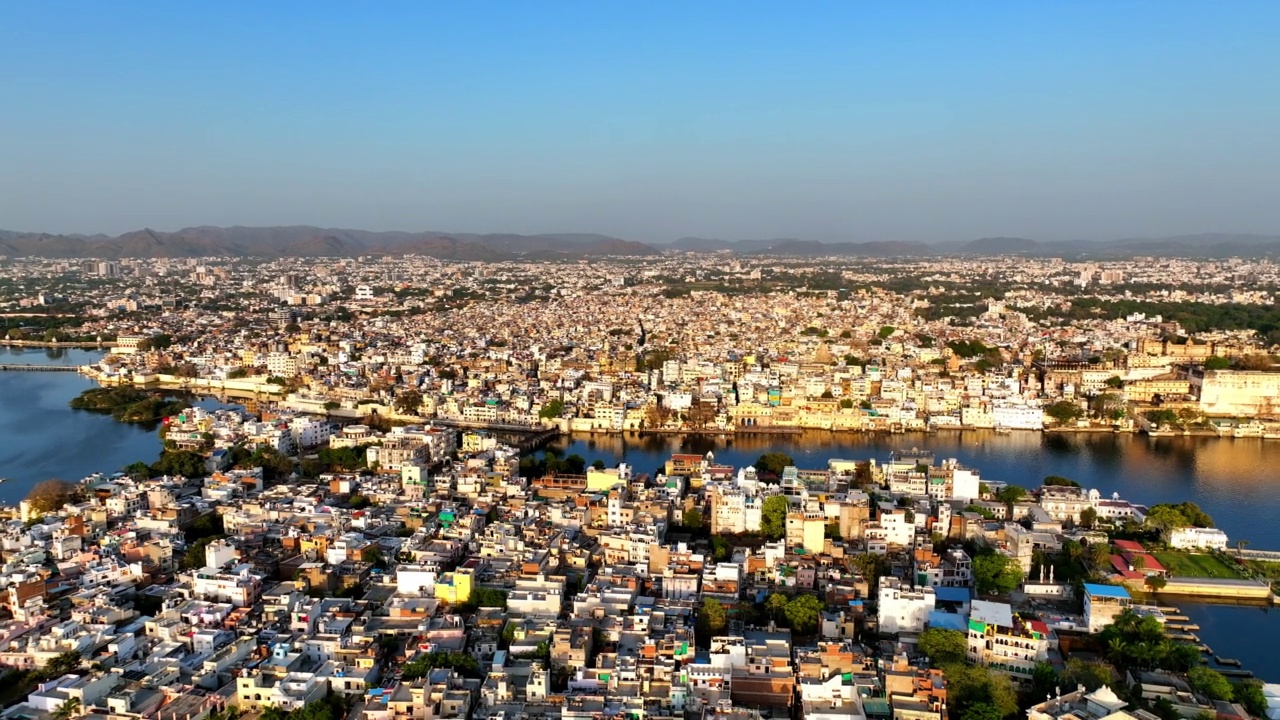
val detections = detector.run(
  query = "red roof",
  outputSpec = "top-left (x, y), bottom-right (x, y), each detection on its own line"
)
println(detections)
top-left (1110, 555), bottom-right (1143, 579)
top-left (1114, 539), bottom-right (1146, 552)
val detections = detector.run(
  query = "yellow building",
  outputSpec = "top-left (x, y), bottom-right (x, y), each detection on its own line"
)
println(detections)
top-left (435, 568), bottom-right (473, 605)
top-left (786, 509), bottom-right (827, 554)
top-left (1196, 370), bottom-right (1280, 416)
top-left (586, 467), bottom-right (626, 492)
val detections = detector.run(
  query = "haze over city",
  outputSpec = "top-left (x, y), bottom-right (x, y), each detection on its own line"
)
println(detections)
top-left (3, 2), bottom-right (1279, 242)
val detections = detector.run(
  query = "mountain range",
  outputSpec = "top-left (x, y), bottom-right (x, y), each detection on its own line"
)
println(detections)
top-left (0, 226), bottom-right (657, 261)
top-left (3, 226), bottom-right (1280, 260)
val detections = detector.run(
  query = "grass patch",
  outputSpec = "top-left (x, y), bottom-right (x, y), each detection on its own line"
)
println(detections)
top-left (1241, 559), bottom-right (1280, 580)
top-left (1152, 551), bottom-right (1244, 579)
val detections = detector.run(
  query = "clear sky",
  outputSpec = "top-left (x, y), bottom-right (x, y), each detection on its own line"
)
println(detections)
top-left (2, 1), bottom-right (1278, 243)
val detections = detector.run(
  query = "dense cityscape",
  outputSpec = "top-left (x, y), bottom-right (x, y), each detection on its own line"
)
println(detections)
top-left (1, 250), bottom-right (1280, 720)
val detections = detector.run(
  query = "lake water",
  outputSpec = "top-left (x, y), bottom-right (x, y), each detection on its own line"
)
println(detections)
top-left (551, 431), bottom-right (1280, 680)
top-left (0, 347), bottom-right (232, 504)
top-left (0, 347), bottom-right (1274, 678)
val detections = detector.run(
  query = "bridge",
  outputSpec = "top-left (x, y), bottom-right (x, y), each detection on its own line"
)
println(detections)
top-left (0, 364), bottom-right (83, 372)
top-left (425, 418), bottom-right (561, 451)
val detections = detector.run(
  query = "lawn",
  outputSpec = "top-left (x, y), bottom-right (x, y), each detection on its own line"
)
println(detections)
top-left (1152, 551), bottom-right (1245, 579)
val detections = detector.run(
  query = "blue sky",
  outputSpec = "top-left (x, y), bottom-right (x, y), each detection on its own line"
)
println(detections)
top-left (2, 1), bottom-right (1278, 242)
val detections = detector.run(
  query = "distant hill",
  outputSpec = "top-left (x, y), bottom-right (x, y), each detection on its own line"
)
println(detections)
top-left (5, 226), bottom-right (1280, 260)
top-left (959, 237), bottom-right (1040, 254)
top-left (668, 233), bottom-right (1280, 258)
top-left (0, 226), bottom-right (660, 260)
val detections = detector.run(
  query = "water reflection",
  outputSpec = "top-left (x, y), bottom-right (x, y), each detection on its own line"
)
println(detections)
top-left (553, 428), bottom-right (1280, 548)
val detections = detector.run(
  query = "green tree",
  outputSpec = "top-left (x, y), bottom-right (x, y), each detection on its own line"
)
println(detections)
top-left (709, 535), bottom-right (733, 562)
top-left (1045, 400), bottom-right (1085, 424)
top-left (539, 399), bottom-right (565, 419)
top-left (760, 495), bottom-right (790, 540)
top-left (959, 702), bottom-right (1004, 720)
top-left (918, 628), bottom-right (967, 664)
top-left (1187, 667), bottom-right (1233, 701)
top-left (1236, 680), bottom-right (1269, 717)
top-left (1060, 658), bottom-right (1118, 691)
top-left (682, 508), bottom-right (705, 531)
top-left (754, 452), bottom-right (795, 478)
top-left (393, 389), bottom-right (423, 415)
top-left (43, 651), bottom-right (83, 678)
top-left (1105, 376), bottom-right (1125, 388)
top-left (1079, 506), bottom-right (1098, 528)
top-left (994, 485), bottom-right (1026, 505)
top-left (1089, 541), bottom-right (1113, 567)
top-left (765, 592), bottom-right (790, 620)
top-left (1203, 356), bottom-right (1231, 370)
top-left (471, 587), bottom-right (508, 609)
top-left (973, 550), bottom-right (1023, 595)
top-left (697, 598), bottom-right (728, 645)
top-left (943, 663), bottom-right (1019, 720)
top-left (361, 545), bottom-right (387, 569)
top-left (52, 698), bottom-right (81, 720)
top-left (151, 450), bottom-right (207, 478)
top-left (783, 593), bottom-right (824, 634)
top-left (1145, 575), bottom-right (1167, 592)
top-left (878, 325), bottom-right (896, 339)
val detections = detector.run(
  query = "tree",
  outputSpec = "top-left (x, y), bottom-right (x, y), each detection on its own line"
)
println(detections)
top-left (25, 479), bottom-right (75, 514)
top-left (959, 702), bottom-right (1004, 720)
top-left (1060, 657), bottom-right (1118, 691)
top-left (994, 485), bottom-right (1026, 506)
top-left (754, 452), bottom-right (795, 479)
top-left (1090, 541), bottom-right (1113, 568)
top-left (1203, 356), bottom-right (1231, 370)
top-left (123, 460), bottom-right (153, 480)
top-left (1144, 575), bottom-right (1167, 592)
top-left (783, 593), bottom-right (824, 634)
top-left (539, 399), bottom-right (565, 419)
top-left (1079, 506), bottom-right (1098, 529)
top-left (152, 450), bottom-right (207, 478)
top-left (471, 587), bottom-right (508, 609)
top-left (765, 592), bottom-right (790, 620)
top-left (43, 651), bottom-right (83, 677)
top-left (1105, 375), bottom-right (1125, 388)
top-left (973, 550), bottom-right (1023, 595)
top-left (878, 325), bottom-right (896, 339)
top-left (682, 508), bottom-right (705, 532)
top-left (918, 628), bottom-right (967, 664)
top-left (52, 698), bottom-right (81, 720)
top-left (393, 389), bottom-right (423, 415)
top-left (943, 663), bottom-right (1020, 720)
top-left (1236, 679), bottom-right (1269, 717)
top-left (709, 535), bottom-right (733, 562)
top-left (1187, 666), bottom-right (1234, 701)
top-left (1045, 400), bottom-right (1085, 424)
top-left (760, 495), bottom-right (789, 540)
top-left (361, 545), bottom-right (387, 569)
top-left (697, 598), bottom-right (727, 645)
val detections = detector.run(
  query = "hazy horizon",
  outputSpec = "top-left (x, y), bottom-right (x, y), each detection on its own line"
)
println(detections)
top-left (3, 2), bottom-right (1278, 243)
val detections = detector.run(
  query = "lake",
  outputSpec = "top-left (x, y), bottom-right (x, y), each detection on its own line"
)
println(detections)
top-left (1, 347), bottom-right (1274, 678)
top-left (0, 347), bottom-right (232, 505)
top-left (551, 430), bottom-right (1280, 680)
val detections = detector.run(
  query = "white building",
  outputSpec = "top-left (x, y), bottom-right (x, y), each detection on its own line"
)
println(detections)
top-left (1168, 527), bottom-right (1229, 551)
top-left (877, 577), bottom-right (935, 634)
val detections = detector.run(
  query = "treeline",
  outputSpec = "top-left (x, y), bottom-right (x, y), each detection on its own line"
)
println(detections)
top-left (69, 387), bottom-right (187, 424)
top-left (1031, 298), bottom-right (1280, 340)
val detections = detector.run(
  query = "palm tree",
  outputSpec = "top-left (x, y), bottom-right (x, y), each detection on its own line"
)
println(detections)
top-left (1131, 555), bottom-right (1146, 572)
top-left (1106, 638), bottom-right (1128, 665)
top-left (52, 698), bottom-right (80, 720)
top-left (1090, 542), bottom-right (1113, 568)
